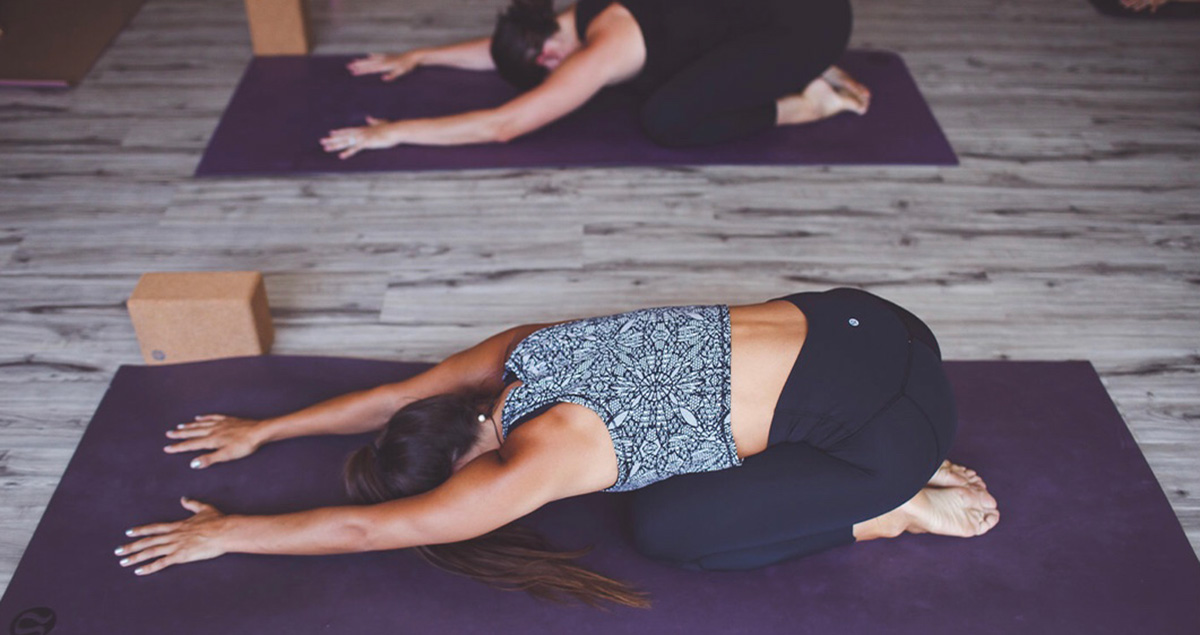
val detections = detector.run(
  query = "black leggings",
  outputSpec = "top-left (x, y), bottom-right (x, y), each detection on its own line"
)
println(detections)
top-left (639, 0), bottom-right (853, 147)
top-left (629, 288), bottom-right (957, 570)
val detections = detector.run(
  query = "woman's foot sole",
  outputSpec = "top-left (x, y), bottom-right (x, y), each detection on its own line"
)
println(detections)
top-left (776, 70), bottom-right (870, 126)
top-left (853, 461), bottom-right (998, 542)
top-left (902, 485), bottom-right (1000, 538)
top-left (820, 65), bottom-right (871, 114)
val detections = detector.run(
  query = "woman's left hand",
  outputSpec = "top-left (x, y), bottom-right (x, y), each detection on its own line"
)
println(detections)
top-left (115, 497), bottom-right (232, 576)
top-left (320, 116), bottom-right (398, 159)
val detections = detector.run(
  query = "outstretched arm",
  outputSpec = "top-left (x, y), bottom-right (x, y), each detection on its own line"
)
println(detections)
top-left (165, 321), bottom-right (555, 468)
top-left (348, 37), bottom-right (495, 81)
top-left (321, 27), bottom-right (641, 157)
top-left (120, 418), bottom-right (603, 575)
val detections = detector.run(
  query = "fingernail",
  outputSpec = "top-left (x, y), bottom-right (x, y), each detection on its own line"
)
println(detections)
top-left (120, 558), bottom-right (130, 566)
top-left (190, 459), bottom-right (202, 469)
top-left (125, 529), bottom-right (135, 537)
top-left (177, 424), bottom-right (187, 429)
top-left (163, 446), bottom-right (173, 452)
top-left (134, 568), bottom-right (146, 575)
top-left (114, 547), bottom-right (125, 555)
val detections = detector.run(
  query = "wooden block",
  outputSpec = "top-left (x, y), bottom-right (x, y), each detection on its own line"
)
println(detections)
top-left (0, 0), bottom-right (149, 86)
top-left (244, 0), bottom-right (310, 56)
top-left (127, 272), bottom-right (275, 365)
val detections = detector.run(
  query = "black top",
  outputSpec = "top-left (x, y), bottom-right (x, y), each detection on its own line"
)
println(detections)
top-left (574, 0), bottom-right (756, 94)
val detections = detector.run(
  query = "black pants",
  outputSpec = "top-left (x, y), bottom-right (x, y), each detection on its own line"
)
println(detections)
top-left (629, 288), bottom-right (957, 570)
top-left (639, 0), bottom-right (853, 147)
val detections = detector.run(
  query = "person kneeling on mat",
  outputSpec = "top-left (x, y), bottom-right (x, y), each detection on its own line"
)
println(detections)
top-left (320, 0), bottom-right (870, 157)
top-left (115, 288), bottom-right (999, 608)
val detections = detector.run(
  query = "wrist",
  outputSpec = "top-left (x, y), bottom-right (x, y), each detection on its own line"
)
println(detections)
top-left (404, 49), bottom-right (428, 69)
top-left (379, 121), bottom-right (406, 146)
top-left (254, 417), bottom-right (286, 444)
top-left (215, 514), bottom-right (250, 554)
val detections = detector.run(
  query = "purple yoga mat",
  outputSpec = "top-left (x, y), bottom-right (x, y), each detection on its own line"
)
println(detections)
top-left (2, 356), bottom-right (1198, 634)
top-left (195, 51), bottom-right (957, 176)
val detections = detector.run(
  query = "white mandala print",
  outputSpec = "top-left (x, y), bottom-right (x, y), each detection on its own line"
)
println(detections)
top-left (502, 305), bottom-right (741, 492)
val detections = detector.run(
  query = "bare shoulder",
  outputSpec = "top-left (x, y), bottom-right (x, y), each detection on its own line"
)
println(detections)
top-left (501, 403), bottom-right (620, 496)
top-left (588, 1), bottom-right (640, 33)
top-left (574, 3), bottom-right (646, 77)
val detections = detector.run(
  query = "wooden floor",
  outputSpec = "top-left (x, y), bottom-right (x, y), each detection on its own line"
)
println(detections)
top-left (1, 0), bottom-right (1198, 593)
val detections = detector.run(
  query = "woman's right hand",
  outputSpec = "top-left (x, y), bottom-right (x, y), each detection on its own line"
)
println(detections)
top-left (347, 52), bottom-right (424, 81)
top-left (164, 415), bottom-right (269, 469)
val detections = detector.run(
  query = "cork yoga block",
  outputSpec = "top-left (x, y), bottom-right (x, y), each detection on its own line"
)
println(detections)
top-left (127, 272), bottom-right (275, 365)
top-left (244, 0), bottom-right (311, 56)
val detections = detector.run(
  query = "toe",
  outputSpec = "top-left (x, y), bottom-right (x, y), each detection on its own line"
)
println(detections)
top-left (980, 511), bottom-right (1000, 535)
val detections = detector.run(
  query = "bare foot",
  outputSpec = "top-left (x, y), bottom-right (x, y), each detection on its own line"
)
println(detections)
top-left (854, 484), bottom-right (999, 542)
top-left (776, 76), bottom-right (868, 126)
top-left (820, 66), bottom-right (871, 114)
top-left (903, 486), bottom-right (1000, 537)
top-left (927, 460), bottom-right (985, 489)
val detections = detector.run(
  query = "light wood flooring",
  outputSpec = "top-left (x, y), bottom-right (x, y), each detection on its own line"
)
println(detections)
top-left (0, 0), bottom-right (1198, 593)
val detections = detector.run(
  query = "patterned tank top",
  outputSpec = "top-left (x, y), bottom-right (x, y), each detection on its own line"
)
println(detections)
top-left (500, 305), bottom-right (742, 492)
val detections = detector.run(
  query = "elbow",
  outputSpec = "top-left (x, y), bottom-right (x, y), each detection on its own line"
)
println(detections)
top-left (345, 506), bottom-right (433, 553)
top-left (372, 383), bottom-right (407, 415)
top-left (338, 513), bottom-right (378, 552)
top-left (492, 123), bottom-right (521, 144)
top-left (491, 114), bottom-right (529, 144)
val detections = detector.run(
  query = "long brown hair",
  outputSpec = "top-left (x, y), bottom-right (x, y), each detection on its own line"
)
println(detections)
top-left (344, 392), bottom-right (650, 608)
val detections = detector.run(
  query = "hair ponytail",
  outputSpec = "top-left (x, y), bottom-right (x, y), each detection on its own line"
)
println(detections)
top-left (344, 391), bottom-right (651, 609)
top-left (344, 444), bottom-right (392, 502)
top-left (491, 0), bottom-right (561, 89)
top-left (415, 524), bottom-right (650, 607)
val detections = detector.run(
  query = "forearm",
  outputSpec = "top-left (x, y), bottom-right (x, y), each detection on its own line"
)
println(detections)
top-left (257, 324), bottom-right (545, 443)
top-left (379, 108), bottom-right (514, 146)
top-left (220, 506), bottom-right (421, 556)
top-left (414, 37), bottom-right (495, 71)
top-left (256, 385), bottom-right (403, 443)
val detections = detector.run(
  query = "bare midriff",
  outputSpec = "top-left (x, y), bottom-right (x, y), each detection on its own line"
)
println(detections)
top-left (727, 300), bottom-right (808, 459)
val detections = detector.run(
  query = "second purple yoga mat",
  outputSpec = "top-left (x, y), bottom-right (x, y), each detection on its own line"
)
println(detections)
top-left (1, 356), bottom-right (1198, 634)
top-left (195, 50), bottom-right (957, 176)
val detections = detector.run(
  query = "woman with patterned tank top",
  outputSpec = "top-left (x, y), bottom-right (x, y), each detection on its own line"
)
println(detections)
top-left (321, 0), bottom-right (871, 156)
top-left (115, 288), bottom-right (999, 607)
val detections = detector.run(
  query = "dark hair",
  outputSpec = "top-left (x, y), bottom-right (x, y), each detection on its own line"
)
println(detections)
top-left (491, 0), bottom-right (560, 89)
top-left (344, 391), bottom-right (650, 608)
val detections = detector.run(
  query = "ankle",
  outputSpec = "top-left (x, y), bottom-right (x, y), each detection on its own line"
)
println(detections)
top-left (775, 94), bottom-right (805, 125)
top-left (853, 507), bottom-right (909, 542)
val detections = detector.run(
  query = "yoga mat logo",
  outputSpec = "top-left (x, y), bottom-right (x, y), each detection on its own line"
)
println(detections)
top-left (9, 608), bottom-right (56, 635)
